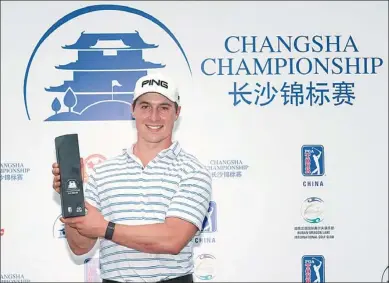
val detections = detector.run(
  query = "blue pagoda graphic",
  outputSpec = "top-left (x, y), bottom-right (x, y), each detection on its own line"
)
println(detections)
top-left (45, 31), bottom-right (165, 121)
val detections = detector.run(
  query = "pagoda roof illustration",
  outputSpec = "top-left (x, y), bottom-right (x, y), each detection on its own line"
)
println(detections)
top-left (54, 59), bottom-right (165, 71)
top-left (62, 31), bottom-right (158, 50)
top-left (91, 40), bottom-right (130, 49)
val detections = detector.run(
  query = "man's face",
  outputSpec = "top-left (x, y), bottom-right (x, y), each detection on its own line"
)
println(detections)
top-left (132, 92), bottom-right (180, 144)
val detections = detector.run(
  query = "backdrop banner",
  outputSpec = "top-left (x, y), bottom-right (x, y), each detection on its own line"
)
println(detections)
top-left (1, 1), bottom-right (388, 282)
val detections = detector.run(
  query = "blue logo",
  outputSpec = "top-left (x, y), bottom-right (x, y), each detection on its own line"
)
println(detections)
top-left (302, 145), bottom-right (325, 176)
top-left (201, 201), bottom-right (217, 233)
top-left (302, 255), bottom-right (325, 283)
top-left (23, 4), bottom-right (192, 122)
top-left (53, 214), bottom-right (66, 239)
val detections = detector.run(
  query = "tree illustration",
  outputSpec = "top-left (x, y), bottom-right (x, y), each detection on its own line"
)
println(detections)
top-left (64, 88), bottom-right (77, 112)
top-left (51, 97), bottom-right (61, 115)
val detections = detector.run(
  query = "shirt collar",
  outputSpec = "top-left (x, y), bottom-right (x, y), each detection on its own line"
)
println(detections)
top-left (162, 141), bottom-right (181, 158)
top-left (123, 141), bottom-right (181, 161)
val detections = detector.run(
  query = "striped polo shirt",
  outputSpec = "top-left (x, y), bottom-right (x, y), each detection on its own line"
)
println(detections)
top-left (84, 141), bottom-right (212, 282)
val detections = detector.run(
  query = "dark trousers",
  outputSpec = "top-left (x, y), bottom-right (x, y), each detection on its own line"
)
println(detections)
top-left (102, 273), bottom-right (193, 283)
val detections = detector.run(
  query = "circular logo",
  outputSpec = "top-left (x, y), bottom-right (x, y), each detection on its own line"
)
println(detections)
top-left (83, 154), bottom-right (107, 182)
top-left (23, 4), bottom-right (192, 122)
top-left (194, 254), bottom-right (216, 281)
top-left (301, 197), bottom-right (324, 224)
top-left (53, 214), bottom-right (66, 239)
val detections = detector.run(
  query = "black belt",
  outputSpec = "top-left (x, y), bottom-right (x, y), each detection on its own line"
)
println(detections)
top-left (102, 273), bottom-right (193, 283)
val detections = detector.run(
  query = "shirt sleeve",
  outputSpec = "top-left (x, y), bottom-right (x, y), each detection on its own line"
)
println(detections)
top-left (166, 168), bottom-right (212, 231)
top-left (83, 170), bottom-right (101, 212)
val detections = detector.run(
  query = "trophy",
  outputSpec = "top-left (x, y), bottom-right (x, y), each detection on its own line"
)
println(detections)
top-left (55, 133), bottom-right (85, 218)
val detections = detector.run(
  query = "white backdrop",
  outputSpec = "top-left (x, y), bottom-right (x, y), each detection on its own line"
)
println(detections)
top-left (1, 1), bottom-right (388, 282)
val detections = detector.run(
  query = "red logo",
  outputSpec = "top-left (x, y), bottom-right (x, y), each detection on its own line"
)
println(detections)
top-left (84, 258), bottom-right (100, 282)
top-left (304, 150), bottom-right (312, 175)
top-left (1, 228), bottom-right (4, 236)
top-left (83, 154), bottom-right (106, 182)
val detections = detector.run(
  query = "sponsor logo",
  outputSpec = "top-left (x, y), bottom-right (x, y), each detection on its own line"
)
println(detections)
top-left (294, 197), bottom-right (335, 240)
top-left (301, 197), bottom-right (324, 224)
top-left (194, 254), bottom-right (216, 281)
top-left (195, 201), bottom-right (217, 245)
top-left (302, 255), bottom-right (325, 283)
top-left (302, 145), bottom-right (325, 177)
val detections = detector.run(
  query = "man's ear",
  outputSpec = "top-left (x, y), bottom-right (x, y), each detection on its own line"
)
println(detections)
top-left (132, 106), bottom-right (136, 119)
top-left (175, 106), bottom-right (181, 119)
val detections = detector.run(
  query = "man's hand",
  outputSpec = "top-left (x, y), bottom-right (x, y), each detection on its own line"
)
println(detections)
top-left (60, 202), bottom-right (108, 239)
top-left (52, 158), bottom-right (84, 194)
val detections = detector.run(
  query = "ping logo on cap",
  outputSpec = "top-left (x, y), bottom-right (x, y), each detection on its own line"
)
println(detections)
top-left (141, 79), bottom-right (168, 89)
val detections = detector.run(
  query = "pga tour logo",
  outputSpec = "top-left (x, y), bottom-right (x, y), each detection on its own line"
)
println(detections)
top-left (201, 201), bottom-right (217, 233)
top-left (301, 145), bottom-right (325, 176)
top-left (302, 255), bottom-right (325, 283)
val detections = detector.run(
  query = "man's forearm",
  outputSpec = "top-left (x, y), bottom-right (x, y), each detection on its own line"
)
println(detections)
top-left (111, 223), bottom-right (182, 255)
top-left (65, 224), bottom-right (97, 255)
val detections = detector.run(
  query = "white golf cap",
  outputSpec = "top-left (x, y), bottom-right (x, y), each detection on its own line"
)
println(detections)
top-left (133, 73), bottom-right (180, 105)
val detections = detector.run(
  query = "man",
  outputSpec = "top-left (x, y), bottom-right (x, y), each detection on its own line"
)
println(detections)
top-left (51, 73), bottom-right (212, 283)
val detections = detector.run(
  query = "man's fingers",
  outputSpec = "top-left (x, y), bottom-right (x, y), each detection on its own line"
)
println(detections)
top-left (66, 221), bottom-right (78, 228)
top-left (61, 217), bottom-right (74, 225)
top-left (52, 162), bottom-right (61, 193)
top-left (68, 223), bottom-right (78, 229)
top-left (53, 178), bottom-right (61, 192)
top-left (84, 201), bottom-right (96, 211)
top-left (60, 216), bottom-right (83, 224)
